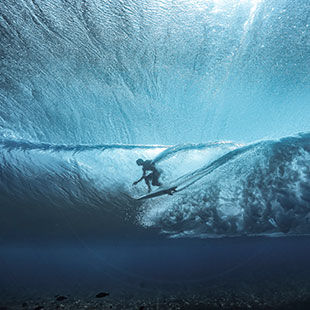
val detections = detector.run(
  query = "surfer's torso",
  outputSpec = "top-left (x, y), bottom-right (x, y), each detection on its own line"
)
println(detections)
top-left (142, 160), bottom-right (156, 172)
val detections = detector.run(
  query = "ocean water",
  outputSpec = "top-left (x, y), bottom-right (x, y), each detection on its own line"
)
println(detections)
top-left (1, 0), bottom-right (310, 306)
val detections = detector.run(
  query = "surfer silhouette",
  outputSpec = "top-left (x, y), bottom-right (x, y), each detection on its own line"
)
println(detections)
top-left (133, 159), bottom-right (162, 193)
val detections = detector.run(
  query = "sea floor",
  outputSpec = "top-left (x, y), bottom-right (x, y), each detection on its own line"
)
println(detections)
top-left (1, 237), bottom-right (310, 309)
top-left (1, 281), bottom-right (310, 310)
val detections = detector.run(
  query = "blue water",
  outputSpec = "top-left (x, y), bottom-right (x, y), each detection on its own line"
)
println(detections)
top-left (1, 0), bottom-right (310, 144)
top-left (2, 238), bottom-right (310, 298)
top-left (1, 0), bottom-right (310, 303)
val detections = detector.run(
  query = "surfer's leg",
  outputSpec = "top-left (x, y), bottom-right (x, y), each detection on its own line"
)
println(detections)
top-left (144, 175), bottom-right (152, 192)
top-left (151, 171), bottom-right (162, 186)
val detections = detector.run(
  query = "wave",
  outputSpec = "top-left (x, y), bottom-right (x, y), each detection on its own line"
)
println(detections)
top-left (1, 133), bottom-right (310, 239)
top-left (140, 133), bottom-right (310, 238)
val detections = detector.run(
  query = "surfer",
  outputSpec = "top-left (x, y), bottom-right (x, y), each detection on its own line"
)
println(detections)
top-left (133, 159), bottom-right (162, 192)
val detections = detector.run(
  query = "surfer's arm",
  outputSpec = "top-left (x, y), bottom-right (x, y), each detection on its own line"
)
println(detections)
top-left (133, 170), bottom-right (146, 185)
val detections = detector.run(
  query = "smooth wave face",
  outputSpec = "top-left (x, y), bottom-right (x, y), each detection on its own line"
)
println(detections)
top-left (1, 0), bottom-right (310, 144)
top-left (1, 133), bottom-right (310, 239)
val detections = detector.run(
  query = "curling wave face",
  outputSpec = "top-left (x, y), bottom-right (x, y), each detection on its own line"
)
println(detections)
top-left (1, 133), bottom-right (310, 239)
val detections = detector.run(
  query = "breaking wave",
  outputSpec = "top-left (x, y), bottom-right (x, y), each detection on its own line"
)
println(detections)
top-left (1, 133), bottom-right (310, 239)
top-left (141, 133), bottom-right (310, 238)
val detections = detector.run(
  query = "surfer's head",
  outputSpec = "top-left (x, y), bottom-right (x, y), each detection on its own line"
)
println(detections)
top-left (136, 158), bottom-right (144, 166)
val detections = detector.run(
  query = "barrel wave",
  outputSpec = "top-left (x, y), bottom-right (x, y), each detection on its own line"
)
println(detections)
top-left (1, 133), bottom-right (309, 239)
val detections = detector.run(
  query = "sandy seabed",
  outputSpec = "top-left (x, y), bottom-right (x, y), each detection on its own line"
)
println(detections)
top-left (2, 282), bottom-right (310, 310)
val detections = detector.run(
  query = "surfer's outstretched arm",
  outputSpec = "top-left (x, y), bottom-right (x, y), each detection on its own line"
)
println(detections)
top-left (133, 176), bottom-right (143, 185)
top-left (133, 171), bottom-right (146, 185)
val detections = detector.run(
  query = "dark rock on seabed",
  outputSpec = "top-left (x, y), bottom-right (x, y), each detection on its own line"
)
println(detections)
top-left (96, 292), bottom-right (110, 298)
top-left (55, 296), bottom-right (67, 302)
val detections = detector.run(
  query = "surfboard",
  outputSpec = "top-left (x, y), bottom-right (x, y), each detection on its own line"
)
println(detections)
top-left (136, 186), bottom-right (178, 200)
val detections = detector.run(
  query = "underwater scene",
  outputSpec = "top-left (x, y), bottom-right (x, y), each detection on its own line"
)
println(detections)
top-left (1, 0), bottom-right (310, 309)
